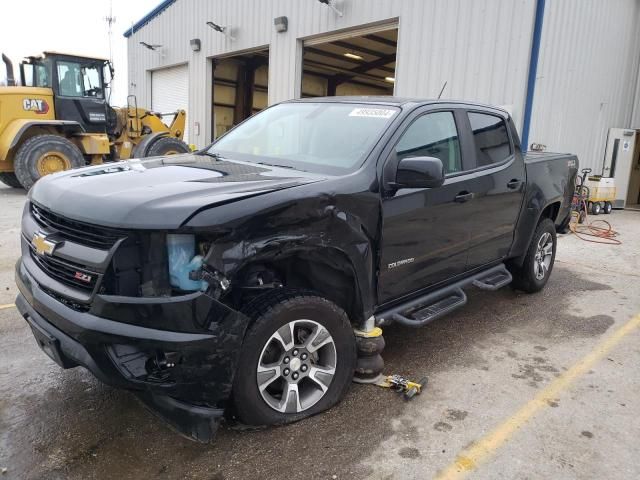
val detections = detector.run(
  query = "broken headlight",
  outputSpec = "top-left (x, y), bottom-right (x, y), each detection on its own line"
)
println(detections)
top-left (166, 234), bottom-right (229, 293)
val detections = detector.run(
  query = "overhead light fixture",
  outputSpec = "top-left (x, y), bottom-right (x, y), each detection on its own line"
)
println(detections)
top-left (274, 16), bottom-right (288, 33)
top-left (190, 38), bottom-right (201, 52)
top-left (385, 76), bottom-right (395, 83)
top-left (344, 52), bottom-right (363, 60)
top-left (317, 0), bottom-right (343, 17)
top-left (206, 21), bottom-right (235, 41)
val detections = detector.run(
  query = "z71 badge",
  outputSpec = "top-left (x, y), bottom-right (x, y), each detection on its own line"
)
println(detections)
top-left (23, 98), bottom-right (50, 114)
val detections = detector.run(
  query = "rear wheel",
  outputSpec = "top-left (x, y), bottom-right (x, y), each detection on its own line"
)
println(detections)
top-left (144, 136), bottom-right (190, 157)
top-left (0, 172), bottom-right (22, 188)
top-left (591, 202), bottom-right (601, 215)
top-left (603, 201), bottom-right (612, 214)
top-left (233, 291), bottom-right (356, 426)
top-left (13, 135), bottom-right (84, 189)
top-left (508, 218), bottom-right (557, 293)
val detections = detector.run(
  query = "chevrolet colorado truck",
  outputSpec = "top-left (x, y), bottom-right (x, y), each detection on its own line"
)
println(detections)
top-left (15, 98), bottom-right (577, 441)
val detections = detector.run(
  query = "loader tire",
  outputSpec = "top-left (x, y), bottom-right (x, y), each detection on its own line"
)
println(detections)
top-left (145, 136), bottom-right (190, 157)
top-left (0, 172), bottom-right (22, 188)
top-left (14, 135), bottom-right (84, 190)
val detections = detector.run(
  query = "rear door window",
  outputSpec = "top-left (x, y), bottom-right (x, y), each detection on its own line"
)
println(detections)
top-left (468, 112), bottom-right (512, 167)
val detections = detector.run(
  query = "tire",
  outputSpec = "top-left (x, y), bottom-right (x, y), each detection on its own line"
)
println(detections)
top-left (13, 134), bottom-right (84, 190)
top-left (233, 290), bottom-right (356, 426)
top-left (591, 202), bottom-right (601, 215)
top-left (0, 172), bottom-right (22, 188)
top-left (603, 201), bottom-right (612, 214)
top-left (144, 136), bottom-right (190, 157)
top-left (508, 218), bottom-right (557, 293)
top-left (578, 210), bottom-right (586, 224)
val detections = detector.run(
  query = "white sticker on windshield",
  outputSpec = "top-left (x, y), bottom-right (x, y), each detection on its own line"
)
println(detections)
top-left (349, 108), bottom-right (396, 119)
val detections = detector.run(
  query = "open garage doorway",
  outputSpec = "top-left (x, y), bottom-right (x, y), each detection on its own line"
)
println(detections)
top-left (301, 25), bottom-right (397, 98)
top-left (211, 48), bottom-right (268, 139)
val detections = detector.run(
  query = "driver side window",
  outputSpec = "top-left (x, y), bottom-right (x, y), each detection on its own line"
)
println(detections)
top-left (57, 61), bottom-right (102, 98)
top-left (395, 111), bottom-right (461, 174)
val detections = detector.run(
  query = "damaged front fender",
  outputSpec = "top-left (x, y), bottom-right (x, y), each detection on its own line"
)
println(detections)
top-left (186, 183), bottom-right (383, 324)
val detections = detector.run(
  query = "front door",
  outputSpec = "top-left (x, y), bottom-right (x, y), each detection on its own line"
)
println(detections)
top-left (378, 109), bottom-right (475, 303)
top-left (53, 58), bottom-right (108, 134)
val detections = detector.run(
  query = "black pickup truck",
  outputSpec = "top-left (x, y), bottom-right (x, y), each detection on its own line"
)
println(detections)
top-left (15, 98), bottom-right (577, 441)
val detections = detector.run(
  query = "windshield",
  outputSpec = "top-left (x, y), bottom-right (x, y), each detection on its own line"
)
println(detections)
top-left (208, 102), bottom-right (399, 175)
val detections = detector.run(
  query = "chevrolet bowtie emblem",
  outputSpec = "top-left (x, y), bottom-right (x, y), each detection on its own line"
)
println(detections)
top-left (32, 232), bottom-right (58, 256)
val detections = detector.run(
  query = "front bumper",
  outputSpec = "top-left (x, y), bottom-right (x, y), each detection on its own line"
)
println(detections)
top-left (15, 258), bottom-right (248, 442)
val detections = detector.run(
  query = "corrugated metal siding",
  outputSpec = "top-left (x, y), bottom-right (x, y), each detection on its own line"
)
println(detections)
top-left (127, 0), bottom-right (537, 148)
top-left (528, 0), bottom-right (640, 172)
top-left (632, 50), bottom-right (640, 128)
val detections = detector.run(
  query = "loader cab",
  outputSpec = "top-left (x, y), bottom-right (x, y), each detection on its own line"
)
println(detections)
top-left (20, 52), bottom-right (111, 134)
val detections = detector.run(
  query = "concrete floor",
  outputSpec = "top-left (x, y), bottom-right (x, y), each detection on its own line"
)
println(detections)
top-left (1, 183), bottom-right (639, 480)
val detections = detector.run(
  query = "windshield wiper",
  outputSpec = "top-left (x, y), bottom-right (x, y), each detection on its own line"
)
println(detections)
top-left (196, 150), bottom-right (224, 160)
top-left (257, 162), bottom-right (298, 170)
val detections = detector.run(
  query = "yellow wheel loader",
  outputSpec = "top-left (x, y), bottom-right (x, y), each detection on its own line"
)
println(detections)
top-left (0, 52), bottom-right (189, 189)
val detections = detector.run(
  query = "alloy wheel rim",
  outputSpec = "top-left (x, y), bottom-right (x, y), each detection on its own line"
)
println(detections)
top-left (256, 319), bottom-right (336, 413)
top-left (533, 232), bottom-right (553, 280)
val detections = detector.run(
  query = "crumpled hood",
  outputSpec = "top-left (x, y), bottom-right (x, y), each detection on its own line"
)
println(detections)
top-left (29, 154), bottom-right (324, 229)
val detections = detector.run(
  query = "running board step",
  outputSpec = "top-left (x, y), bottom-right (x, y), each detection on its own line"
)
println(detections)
top-left (392, 289), bottom-right (467, 327)
top-left (472, 265), bottom-right (512, 291)
top-left (375, 263), bottom-right (512, 328)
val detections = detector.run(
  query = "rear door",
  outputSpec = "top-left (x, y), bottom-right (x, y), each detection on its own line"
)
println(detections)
top-left (378, 108), bottom-right (476, 303)
top-left (462, 110), bottom-right (525, 270)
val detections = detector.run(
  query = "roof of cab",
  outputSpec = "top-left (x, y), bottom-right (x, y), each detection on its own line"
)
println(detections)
top-left (287, 96), bottom-right (510, 116)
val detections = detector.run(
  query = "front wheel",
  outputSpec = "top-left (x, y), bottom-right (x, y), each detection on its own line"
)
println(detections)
top-left (233, 291), bottom-right (356, 426)
top-left (603, 201), bottom-right (613, 214)
top-left (508, 218), bottom-right (557, 293)
top-left (13, 134), bottom-right (85, 189)
top-left (591, 202), bottom-right (602, 215)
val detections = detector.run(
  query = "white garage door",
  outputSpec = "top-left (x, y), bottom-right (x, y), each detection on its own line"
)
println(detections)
top-left (151, 64), bottom-right (189, 143)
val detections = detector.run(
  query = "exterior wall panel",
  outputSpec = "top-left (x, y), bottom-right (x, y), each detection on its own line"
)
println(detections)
top-left (127, 0), bottom-right (536, 148)
top-left (528, 0), bottom-right (640, 172)
top-left (127, 0), bottom-right (640, 159)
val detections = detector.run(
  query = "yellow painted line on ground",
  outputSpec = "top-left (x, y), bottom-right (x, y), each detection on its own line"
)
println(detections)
top-left (435, 313), bottom-right (640, 480)
top-left (0, 303), bottom-right (16, 310)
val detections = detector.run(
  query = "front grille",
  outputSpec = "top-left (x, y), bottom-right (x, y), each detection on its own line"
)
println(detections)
top-left (29, 245), bottom-right (99, 292)
top-left (31, 203), bottom-right (126, 250)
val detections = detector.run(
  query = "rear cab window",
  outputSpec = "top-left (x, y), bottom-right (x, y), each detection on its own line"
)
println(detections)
top-left (467, 112), bottom-right (512, 167)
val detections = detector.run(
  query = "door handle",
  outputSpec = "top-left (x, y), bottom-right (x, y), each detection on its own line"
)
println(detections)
top-left (454, 191), bottom-right (474, 203)
top-left (507, 179), bottom-right (522, 189)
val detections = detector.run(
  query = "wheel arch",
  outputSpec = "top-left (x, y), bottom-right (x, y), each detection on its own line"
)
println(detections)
top-left (1, 119), bottom-right (84, 164)
top-left (509, 200), bottom-right (562, 267)
top-left (225, 247), bottom-right (365, 327)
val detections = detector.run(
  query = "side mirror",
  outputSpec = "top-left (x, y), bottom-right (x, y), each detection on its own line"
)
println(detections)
top-left (395, 156), bottom-right (445, 189)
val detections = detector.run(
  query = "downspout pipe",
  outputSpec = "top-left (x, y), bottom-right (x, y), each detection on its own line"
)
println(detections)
top-left (521, 0), bottom-right (546, 153)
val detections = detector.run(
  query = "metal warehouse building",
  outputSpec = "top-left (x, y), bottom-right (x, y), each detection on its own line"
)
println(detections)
top-left (126, 0), bottom-right (640, 203)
